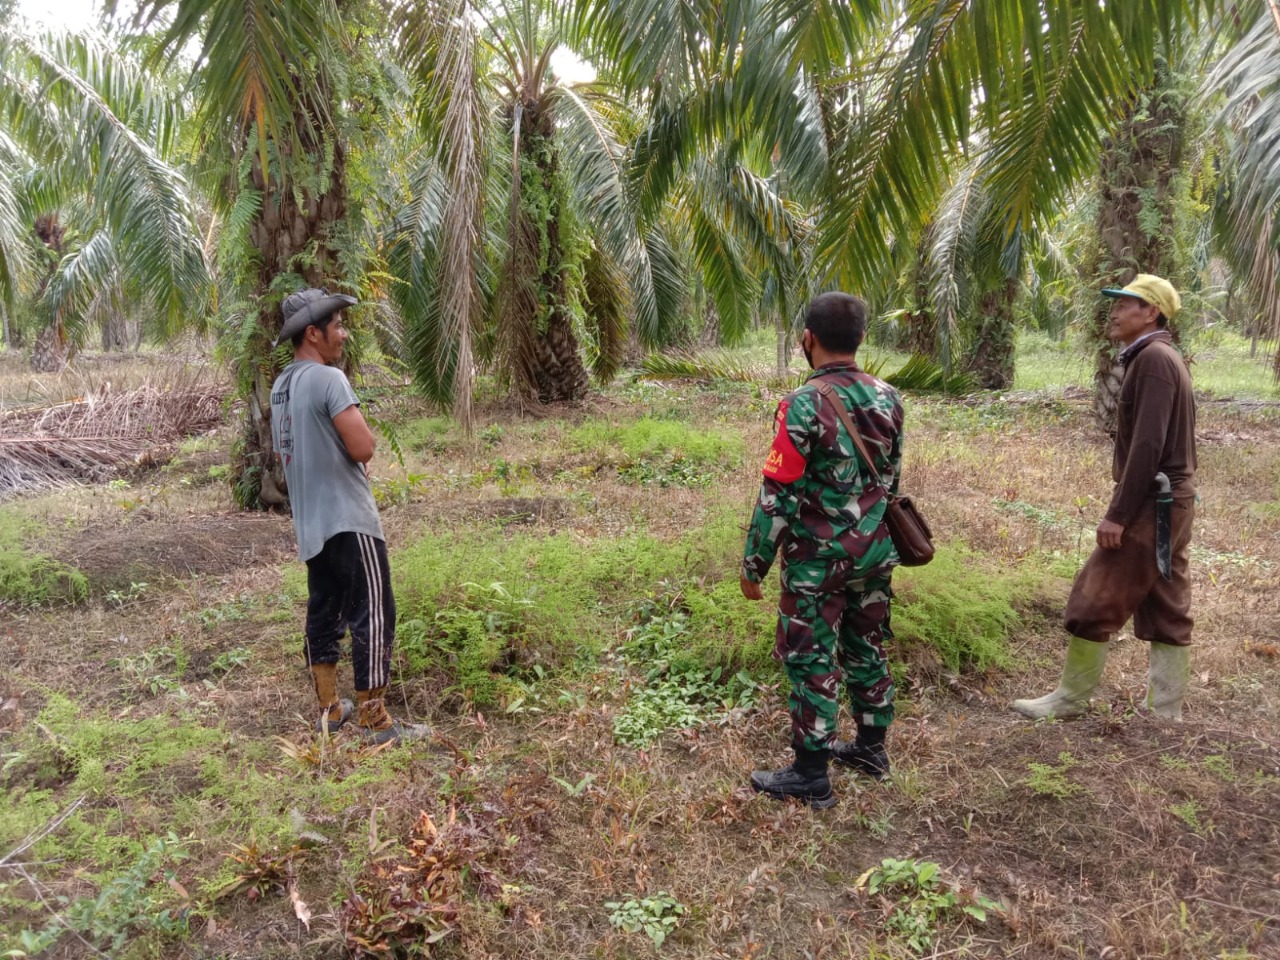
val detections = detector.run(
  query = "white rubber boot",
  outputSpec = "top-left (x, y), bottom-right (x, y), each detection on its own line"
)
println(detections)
top-left (1010, 637), bottom-right (1108, 719)
top-left (1145, 642), bottom-right (1190, 721)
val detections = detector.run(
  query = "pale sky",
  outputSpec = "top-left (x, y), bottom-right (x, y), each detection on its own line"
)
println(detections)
top-left (13, 0), bottom-right (107, 31)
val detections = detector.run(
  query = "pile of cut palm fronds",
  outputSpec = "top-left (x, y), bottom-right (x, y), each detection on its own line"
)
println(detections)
top-left (0, 380), bottom-right (226, 498)
top-left (640, 350), bottom-right (975, 394)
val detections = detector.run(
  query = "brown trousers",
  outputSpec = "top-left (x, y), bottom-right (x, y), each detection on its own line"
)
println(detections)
top-left (1065, 498), bottom-right (1194, 646)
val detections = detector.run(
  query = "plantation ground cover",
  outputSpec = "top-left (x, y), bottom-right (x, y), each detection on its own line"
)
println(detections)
top-left (1, 349), bottom-right (1279, 958)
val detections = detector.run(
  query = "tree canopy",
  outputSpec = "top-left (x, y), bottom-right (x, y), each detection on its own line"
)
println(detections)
top-left (1, 0), bottom-right (1277, 472)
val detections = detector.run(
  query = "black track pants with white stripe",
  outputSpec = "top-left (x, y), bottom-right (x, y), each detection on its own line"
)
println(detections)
top-left (304, 532), bottom-right (395, 692)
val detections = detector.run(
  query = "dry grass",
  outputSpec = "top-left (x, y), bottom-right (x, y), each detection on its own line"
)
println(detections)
top-left (0, 346), bottom-right (219, 408)
top-left (1, 359), bottom-right (1278, 959)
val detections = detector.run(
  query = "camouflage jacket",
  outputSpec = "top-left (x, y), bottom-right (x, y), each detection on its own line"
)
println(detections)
top-left (742, 361), bottom-right (904, 592)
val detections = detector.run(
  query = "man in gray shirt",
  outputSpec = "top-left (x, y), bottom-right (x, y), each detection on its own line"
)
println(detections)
top-left (270, 288), bottom-right (424, 745)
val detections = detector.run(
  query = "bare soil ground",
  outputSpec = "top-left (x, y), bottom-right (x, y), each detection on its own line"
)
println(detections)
top-left (56, 514), bottom-right (295, 590)
top-left (3, 369), bottom-right (1279, 960)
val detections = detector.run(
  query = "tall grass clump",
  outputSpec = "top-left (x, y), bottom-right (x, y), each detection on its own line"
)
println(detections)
top-left (398, 415), bottom-right (458, 453)
top-left (566, 418), bottom-right (745, 488)
top-left (893, 545), bottom-right (1054, 671)
top-left (0, 511), bottom-right (87, 605)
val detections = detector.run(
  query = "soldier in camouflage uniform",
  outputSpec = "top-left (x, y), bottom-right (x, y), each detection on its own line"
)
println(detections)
top-left (741, 292), bottom-right (904, 808)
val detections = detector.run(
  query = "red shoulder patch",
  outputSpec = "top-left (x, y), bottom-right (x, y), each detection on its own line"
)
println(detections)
top-left (762, 399), bottom-right (806, 483)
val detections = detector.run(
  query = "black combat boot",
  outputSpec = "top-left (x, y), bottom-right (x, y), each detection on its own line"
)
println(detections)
top-left (832, 723), bottom-right (889, 780)
top-left (749, 746), bottom-right (836, 809)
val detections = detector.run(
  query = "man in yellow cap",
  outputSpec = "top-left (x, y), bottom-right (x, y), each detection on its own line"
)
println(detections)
top-left (1012, 274), bottom-right (1196, 722)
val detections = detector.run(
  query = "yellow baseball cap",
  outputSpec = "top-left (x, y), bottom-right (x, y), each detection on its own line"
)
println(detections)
top-left (1101, 274), bottom-right (1180, 320)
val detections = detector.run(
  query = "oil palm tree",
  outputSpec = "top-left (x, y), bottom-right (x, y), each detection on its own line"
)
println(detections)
top-left (0, 27), bottom-right (208, 370)
top-left (389, 0), bottom-right (679, 413)
top-left (127, 0), bottom-right (392, 507)
top-left (1085, 60), bottom-right (1200, 428)
top-left (389, 0), bottom-right (816, 420)
top-left (794, 1), bottom-right (1228, 395)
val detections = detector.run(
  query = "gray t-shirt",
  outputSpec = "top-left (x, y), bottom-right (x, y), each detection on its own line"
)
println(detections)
top-left (270, 360), bottom-right (385, 561)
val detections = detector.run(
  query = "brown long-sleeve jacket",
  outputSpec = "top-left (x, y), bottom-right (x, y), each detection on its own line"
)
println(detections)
top-left (1105, 331), bottom-right (1197, 527)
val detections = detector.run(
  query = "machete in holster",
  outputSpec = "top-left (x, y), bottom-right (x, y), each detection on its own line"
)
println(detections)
top-left (1154, 472), bottom-right (1173, 581)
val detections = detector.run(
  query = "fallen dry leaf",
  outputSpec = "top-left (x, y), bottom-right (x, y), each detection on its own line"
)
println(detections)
top-left (289, 882), bottom-right (312, 931)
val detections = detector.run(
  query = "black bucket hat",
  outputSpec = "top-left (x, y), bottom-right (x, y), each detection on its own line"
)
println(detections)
top-left (276, 288), bottom-right (358, 346)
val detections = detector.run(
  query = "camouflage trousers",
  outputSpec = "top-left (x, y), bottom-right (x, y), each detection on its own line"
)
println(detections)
top-left (774, 573), bottom-right (895, 752)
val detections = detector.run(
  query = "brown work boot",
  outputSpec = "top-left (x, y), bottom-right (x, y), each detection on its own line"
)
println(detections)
top-left (310, 663), bottom-right (354, 735)
top-left (356, 688), bottom-right (430, 746)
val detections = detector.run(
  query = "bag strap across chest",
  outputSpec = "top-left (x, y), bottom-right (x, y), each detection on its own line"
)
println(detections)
top-left (813, 379), bottom-right (885, 490)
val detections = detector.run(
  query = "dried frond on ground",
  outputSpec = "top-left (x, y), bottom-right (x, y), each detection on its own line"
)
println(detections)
top-left (0, 368), bottom-right (227, 498)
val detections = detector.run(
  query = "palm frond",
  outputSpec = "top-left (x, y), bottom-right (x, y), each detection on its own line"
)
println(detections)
top-left (640, 348), bottom-right (767, 383)
top-left (580, 243), bottom-right (629, 382)
top-left (2, 26), bottom-right (210, 333)
top-left (683, 181), bottom-right (759, 344)
top-left (0, 377), bottom-right (226, 496)
top-left (818, 1), bottom-right (974, 297)
top-left (641, 223), bottom-right (688, 346)
top-left (555, 85), bottom-right (691, 350)
top-left (39, 227), bottom-right (117, 343)
top-left (982, 11), bottom-right (1132, 239)
top-left (771, 0), bottom-right (881, 77)
top-left (434, 0), bottom-right (485, 430)
top-left (0, 141), bottom-right (30, 308)
top-left (1203, 7), bottom-right (1280, 371)
top-left (566, 0), bottom-right (715, 103)
top-left (135, 0), bottom-right (343, 180)
top-left (925, 160), bottom-right (990, 370)
top-left (818, 0), bottom-right (1212, 292)
top-left (1206, 10), bottom-right (1280, 236)
top-left (883, 352), bottom-right (975, 393)
top-left (387, 158), bottom-right (451, 407)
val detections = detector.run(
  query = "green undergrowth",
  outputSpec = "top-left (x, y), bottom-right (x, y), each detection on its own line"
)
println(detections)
top-left (1, 691), bottom-right (418, 956)
top-left (567, 417), bottom-right (744, 487)
top-left (0, 511), bottom-right (87, 606)
top-left (398, 414), bottom-right (460, 454)
top-left (391, 511), bottom-right (774, 705)
top-left (893, 545), bottom-right (1060, 672)
top-left (0, 695), bottom-right (405, 876)
top-left (390, 514), bottom-right (1060, 709)
top-left (1185, 328), bottom-right (1280, 399)
top-left (611, 604), bottom-right (763, 748)
top-left (5, 834), bottom-right (191, 958)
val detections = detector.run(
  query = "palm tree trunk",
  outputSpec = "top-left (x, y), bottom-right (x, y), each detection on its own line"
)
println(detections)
top-left (232, 117), bottom-right (348, 509)
top-left (101, 310), bottom-right (128, 351)
top-left (533, 154), bottom-right (588, 402)
top-left (532, 307), bottom-right (589, 401)
top-left (30, 213), bottom-right (69, 371)
top-left (776, 318), bottom-right (790, 378)
top-left (697, 297), bottom-right (721, 347)
top-left (905, 236), bottom-right (936, 358)
top-left (1087, 65), bottom-right (1188, 431)
top-left (30, 320), bottom-right (70, 372)
top-left (503, 104), bottom-right (589, 404)
top-left (904, 309), bottom-right (936, 357)
top-left (966, 278), bottom-right (1018, 389)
